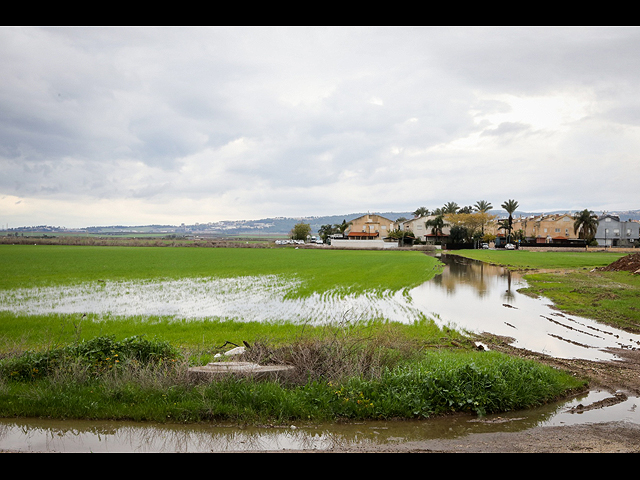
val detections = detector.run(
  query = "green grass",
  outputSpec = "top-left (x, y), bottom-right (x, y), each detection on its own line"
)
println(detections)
top-left (0, 244), bottom-right (441, 297)
top-left (518, 270), bottom-right (640, 332)
top-left (0, 311), bottom-right (456, 356)
top-left (0, 343), bottom-right (584, 423)
top-left (0, 244), bottom-right (445, 350)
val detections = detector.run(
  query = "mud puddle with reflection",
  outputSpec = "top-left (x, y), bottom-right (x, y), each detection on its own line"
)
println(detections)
top-left (413, 254), bottom-right (640, 362)
top-left (1, 389), bottom-right (637, 452)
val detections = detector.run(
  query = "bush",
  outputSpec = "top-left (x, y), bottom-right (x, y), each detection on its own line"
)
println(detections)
top-left (0, 335), bottom-right (180, 381)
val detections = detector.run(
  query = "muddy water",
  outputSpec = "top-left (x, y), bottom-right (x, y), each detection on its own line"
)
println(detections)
top-left (414, 254), bottom-right (640, 362)
top-left (2, 253), bottom-right (640, 452)
top-left (1, 388), bottom-right (638, 452)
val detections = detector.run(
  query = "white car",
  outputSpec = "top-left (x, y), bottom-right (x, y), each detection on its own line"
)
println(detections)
top-left (505, 243), bottom-right (516, 250)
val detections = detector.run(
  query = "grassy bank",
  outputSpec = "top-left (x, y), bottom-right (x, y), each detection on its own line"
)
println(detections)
top-left (453, 249), bottom-right (640, 333)
top-left (0, 329), bottom-right (584, 423)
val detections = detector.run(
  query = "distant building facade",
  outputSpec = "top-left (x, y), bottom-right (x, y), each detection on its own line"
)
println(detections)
top-left (595, 214), bottom-right (640, 247)
top-left (512, 213), bottom-right (580, 243)
top-left (345, 214), bottom-right (397, 240)
top-left (402, 215), bottom-right (450, 244)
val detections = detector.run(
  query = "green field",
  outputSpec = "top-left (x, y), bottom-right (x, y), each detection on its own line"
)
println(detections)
top-left (0, 245), bottom-right (589, 423)
top-left (0, 244), bottom-right (441, 295)
top-left (0, 245), bottom-right (446, 348)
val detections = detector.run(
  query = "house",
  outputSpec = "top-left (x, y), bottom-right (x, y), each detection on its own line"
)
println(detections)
top-left (512, 213), bottom-right (580, 244)
top-left (345, 214), bottom-right (397, 240)
top-left (329, 213), bottom-right (399, 249)
top-left (595, 214), bottom-right (640, 247)
top-left (401, 216), bottom-right (427, 241)
top-left (403, 215), bottom-right (451, 244)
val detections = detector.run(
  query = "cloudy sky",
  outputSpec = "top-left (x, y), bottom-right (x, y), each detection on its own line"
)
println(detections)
top-left (2, 26), bottom-right (640, 228)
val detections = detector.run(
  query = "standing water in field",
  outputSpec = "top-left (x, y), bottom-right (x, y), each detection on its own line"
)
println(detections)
top-left (410, 254), bottom-right (640, 361)
top-left (1, 254), bottom-right (639, 361)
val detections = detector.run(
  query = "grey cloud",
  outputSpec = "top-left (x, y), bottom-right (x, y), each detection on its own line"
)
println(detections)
top-left (2, 27), bottom-right (640, 226)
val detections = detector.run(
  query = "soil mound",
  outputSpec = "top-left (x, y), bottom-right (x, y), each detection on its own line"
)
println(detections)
top-left (597, 253), bottom-right (640, 274)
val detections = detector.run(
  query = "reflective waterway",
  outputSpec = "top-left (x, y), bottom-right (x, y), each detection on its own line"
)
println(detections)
top-left (2, 253), bottom-right (640, 451)
top-left (1, 388), bottom-right (638, 452)
top-left (412, 254), bottom-right (640, 362)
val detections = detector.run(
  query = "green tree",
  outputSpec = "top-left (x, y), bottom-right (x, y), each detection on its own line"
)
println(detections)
top-left (290, 222), bottom-right (311, 241)
top-left (449, 225), bottom-right (469, 244)
top-left (474, 200), bottom-right (493, 213)
top-left (388, 228), bottom-right (415, 246)
top-left (334, 219), bottom-right (351, 237)
top-left (425, 215), bottom-right (448, 244)
top-left (500, 199), bottom-right (519, 243)
top-left (496, 219), bottom-right (510, 244)
top-left (412, 207), bottom-right (429, 218)
top-left (442, 202), bottom-right (459, 214)
top-left (573, 209), bottom-right (599, 242)
top-left (318, 224), bottom-right (338, 243)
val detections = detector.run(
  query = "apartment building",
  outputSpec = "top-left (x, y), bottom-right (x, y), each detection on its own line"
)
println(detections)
top-left (512, 213), bottom-right (579, 243)
top-left (595, 214), bottom-right (640, 247)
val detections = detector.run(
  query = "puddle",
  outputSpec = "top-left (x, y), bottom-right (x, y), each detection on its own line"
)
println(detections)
top-left (0, 389), bottom-right (637, 452)
top-left (0, 275), bottom-right (423, 325)
top-left (410, 255), bottom-right (640, 361)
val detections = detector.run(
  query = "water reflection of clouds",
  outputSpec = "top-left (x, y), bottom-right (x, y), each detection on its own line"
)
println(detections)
top-left (0, 276), bottom-right (429, 325)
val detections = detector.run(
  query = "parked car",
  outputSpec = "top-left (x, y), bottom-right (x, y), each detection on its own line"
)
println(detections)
top-left (505, 243), bottom-right (516, 250)
top-left (481, 243), bottom-right (489, 249)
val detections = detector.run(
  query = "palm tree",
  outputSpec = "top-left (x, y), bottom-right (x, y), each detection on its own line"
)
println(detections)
top-left (442, 202), bottom-right (459, 214)
top-left (474, 200), bottom-right (493, 213)
top-left (334, 219), bottom-right (351, 238)
top-left (501, 199), bottom-right (519, 243)
top-left (474, 200), bottom-right (494, 235)
top-left (573, 209), bottom-right (599, 243)
top-left (425, 215), bottom-right (448, 244)
top-left (413, 207), bottom-right (429, 218)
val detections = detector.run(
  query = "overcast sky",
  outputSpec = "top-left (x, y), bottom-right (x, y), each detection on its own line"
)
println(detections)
top-left (2, 26), bottom-right (640, 228)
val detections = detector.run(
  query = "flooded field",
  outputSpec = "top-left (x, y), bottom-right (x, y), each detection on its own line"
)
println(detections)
top-left (2, 254), bottom-right (638, 362)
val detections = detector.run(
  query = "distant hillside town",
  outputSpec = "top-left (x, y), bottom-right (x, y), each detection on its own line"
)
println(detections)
top-left (2, 207), bottom-right (640, 249)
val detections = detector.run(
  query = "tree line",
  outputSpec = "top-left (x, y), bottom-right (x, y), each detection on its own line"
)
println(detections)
top-left (289, 199), bottom-right (600, 246)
